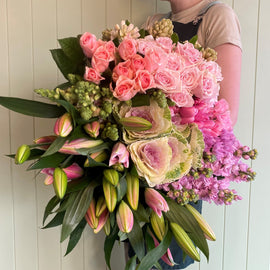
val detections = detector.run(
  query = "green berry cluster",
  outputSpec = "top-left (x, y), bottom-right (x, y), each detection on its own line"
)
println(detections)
top-left (101, 122), bottom-right (119, 141)
top-left (151, 89), bottom-right (167, 108)
top-left (167, 188), bottom-right (199, 205)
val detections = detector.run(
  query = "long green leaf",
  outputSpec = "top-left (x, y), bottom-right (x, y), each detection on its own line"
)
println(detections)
top-left (65, 218), bottom-right (87, 256)
top-left (165, 199), bottom-right (209, 260)
top-left (43, 196), bottom-right (60, 225)
top-left (116, 173), bottom-right (127, 202)
top-left (125, 255), bottom-right (137, 270)
top-left (137, 227), bottom-right (172, 270)
top-left (43, 211), bottom-right (65, 229)
top-left (42, 136), bottom-right (67, 157)
top-left (27, 152), bottom-right (67, 170)
top-left (104, 223), bottom-right (119, 270)
top-left (0, 96), bottom-right (65, 118)
top-left (54, 193), bottom-right (77, 213)
top-left (61, 182), bottom-right (97, 242)
top-left (127, 218), bottom-right (145, 261)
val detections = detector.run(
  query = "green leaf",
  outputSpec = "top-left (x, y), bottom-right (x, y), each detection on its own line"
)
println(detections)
top-left (171, 32), bottom-right (179, 44)
top-left (76, 142), bottom-right (110, 156)
top-left (65, 218), bottom-right (87, 256)
top-left (137, 227), bottom-right (172, 270)
top-left (116, 173), bottom-right (127, 202)
top-left (0, 96), bottom-right (65, 118)
top-left (43, 196), bottom-right (60, 225)
top-left (133, 204), bottom-right (150, 223)
top-left (165, 199), bottom-right (209, 260)
top-left (42, 136), bottom-right (67, 157)
top-left (86, 155), bottom-right (109, 168)
top-left (58, 37), bottom-right (84, 64)
top-left (127, 218), bottom-right (145, 261)
top-left (189, 35), bottom-right (198, 45)
top-left (131, 94), bottom-right (150, 107)
top-left (56, 99), bottom-right (80, 126)
top-left (54, 193), bottom-right (77, 213)
top-left (61, 182), bottom-right (97, 242)
top-left (50, 49), bottom-right (77, 79)
top-left (66, 178), bottom-right (90, 194)
top-left (7, 149), bottom-right (45, 161)
top-left (27, 152), bottom-right (67, 170)
top-left (104, 223), bottom-right (119, 270)
top-left (43, 211), bottom-right (65, 229)
top-left (125, 255), bottom-right (137, 270)
top-left (139, 29), bottom-right (146, 38)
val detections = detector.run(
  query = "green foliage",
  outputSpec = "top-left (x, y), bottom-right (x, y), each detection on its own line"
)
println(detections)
top-left (171, 32), bottom-right (179, 44)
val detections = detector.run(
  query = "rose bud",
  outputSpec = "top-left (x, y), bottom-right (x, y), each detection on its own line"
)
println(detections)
top-left (103, 169), bottom-right (119, 186)
top-left (103, 178), bottom-right (117, 212)
top-left (109, 142), bottom-right (129, 168)
top-left (150, 212), bottom-right (165, 241)
top-left (15, 144), bottom-right (31, 164)
top-left (126, 173), bottom-right (139, 210)
top-left (84, 121), bottom-right (100, 138)
top-left (116, 201), bottom-right (134, 233)
top-left (53, 168), bottom-right (67, 199)
top-left (145, 188), bottom-right (169, 217)
top-left (120, 116), bottom-right (152, 131)
top-left (54, 113), bottom-right (73, 137)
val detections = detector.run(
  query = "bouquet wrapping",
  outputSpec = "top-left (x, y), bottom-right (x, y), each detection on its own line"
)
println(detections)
top-left (0, 19), bottom-right (257, 269)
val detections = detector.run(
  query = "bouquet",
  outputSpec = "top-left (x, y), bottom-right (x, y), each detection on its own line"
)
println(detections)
top-left (0, 19), bottom-right (257, 269)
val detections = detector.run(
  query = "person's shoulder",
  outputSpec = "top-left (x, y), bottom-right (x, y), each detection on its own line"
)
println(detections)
top-left (205, 2), bottom-right (239, 21)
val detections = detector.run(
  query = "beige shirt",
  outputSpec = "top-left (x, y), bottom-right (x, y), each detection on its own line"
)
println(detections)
top-left (143, 0), bottom-right (241, 49)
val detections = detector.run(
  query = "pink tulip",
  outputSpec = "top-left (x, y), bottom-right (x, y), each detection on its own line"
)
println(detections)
top-left (109, 142), bottom-right (129, 168)
top-left (54, 113), bottom-right (73, 137)
top-left (59, 138), bottom-right (103, 155)
top-left (145, 188), bottom-right (169, 218)
top-left (116, 201), bottom-right (134, 233)
top-left (84, 121), bottom-right (100, 138)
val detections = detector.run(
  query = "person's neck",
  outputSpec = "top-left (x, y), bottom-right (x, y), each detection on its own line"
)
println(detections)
top-left (170, 0), bottom-right (203, 14)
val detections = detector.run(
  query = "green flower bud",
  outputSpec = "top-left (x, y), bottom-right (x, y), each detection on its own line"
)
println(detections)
top-left (53, 168), bottom-right (67, 199)
top-left (15, 144), bottom-right (31, 164)
top-left (103, 169), bottom-right (119, 186)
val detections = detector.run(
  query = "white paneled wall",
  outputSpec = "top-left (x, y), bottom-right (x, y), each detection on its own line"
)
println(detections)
top-left (0, 0), bottom-right (268, 270)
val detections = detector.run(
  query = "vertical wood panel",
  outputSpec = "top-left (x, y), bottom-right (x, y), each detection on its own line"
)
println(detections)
top-left (247, 0), bottom-right (270, 268)
top-left (0, 0), bottom-right (14, 269)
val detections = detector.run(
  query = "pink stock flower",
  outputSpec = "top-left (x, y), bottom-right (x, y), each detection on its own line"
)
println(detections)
top-left (145, 188), bottom-right (169, 217)
top-left (109, 142), bottom-right (129, 168)
top-left (54, 113), bottom-right (73, 137)
top-left (134, 70), bottom-right (155, 93)
top-left (84, 66), bottom-right (105, 84)
top-left (80, 32), bottom-right (98, 58)
top-left (91, 45), bottom-right (110, 73)
top-left (112, 75), bottom-right (136, 101)
top-left (118, 37), bottom-right (137, 60)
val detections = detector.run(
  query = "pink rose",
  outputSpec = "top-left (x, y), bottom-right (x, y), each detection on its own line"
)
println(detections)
top-left (136, 36), bottom-right (154, 55)
top-left (156, 37), bottom-right (174, 53)
top-left (105, 40), bottom-right (116, 61)
top-left (134, 70), bottom-right (155, 93)
top-left (198, 61), bottom-right (223, 82)
top-left (169, 90), bottom-right (194, 107)
top-left (118, 38), bottom-right (137, 60)
top-left (176, 42), bottom-right (203, 65)
top-left (112, 75), bottom-right (136, 101)
top-left (91, 45), bottom-right (110, 73)
top-left (144, 46), bottom-right (168, 73)
top-left (80, 32), bottom-right (98, 58)
top-left (166, 53), bottom-right (184, 71)
top-left (154, 68), bottom-right (181, 94)
top-left (130, 54), bottom-right (145, 72)
top-left (84, 66), bottom-right (105, 84)
top-left (112, 60), bottom-right (133, 82)
top-left (180, 66), bottom-right (201, 92)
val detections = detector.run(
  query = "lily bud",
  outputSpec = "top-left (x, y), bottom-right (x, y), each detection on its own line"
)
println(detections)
top-left (84, 151), bottom-right (108, 167)
top-left (103, 169), bottom-right (119, 186)
top-left (85, 199), bottom-right (99, 229)
top-left (15, 144), bottom-right (30, 164)
top-left (34, 135), bottom-right (57, 150)
top-left (59, 138), bottom-right (103, 155)
top-left (185, 204), bottom-right (216, 241)
top-left (62, 163), bottom-right (84, 179)
top-left (84, 121), bottom-right (100, 138)
top-left (150, 212), bottom-right (165, 241)
top-left (109, 142), bottom-right (129, 168)
top-left (103, 178), bottom-right (117, 212)
top-left (53, 168), bottom-right (67, 199)
top-left (116, 201), bottom-right (134, 233)
top-left (170, 222), bottom-right (200, 262)
top-left (103, 218), bottom-right (111, 236)
top-left (120, 116), bottom-right (152, 131)
top-left (54, 113), bottom-right (73, 137)
top-left (145, 188), bottom-right (169, 218)
top-left (126, 173), bottom-right (139, 210)
top-left (94, 208), bottom-right (109, 234)
top-left (95, 196), bottom-right (107, 217)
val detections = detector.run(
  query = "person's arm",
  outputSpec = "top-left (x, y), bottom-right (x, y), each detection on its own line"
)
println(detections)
top-left (214, 43), bottom-right (242, 126)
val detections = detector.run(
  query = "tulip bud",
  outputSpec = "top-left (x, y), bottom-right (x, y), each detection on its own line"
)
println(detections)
top-left (109, 142), bottom-right (129, 168)
top-left (103, 218), bottom-right (111, 236)
top-left (62, 163), bottom-right (84, 179)
top-left (103, 178), bottom-right (117, 212)
top-left (85, 199), bottom-right (99, 229)
top-left (145, 188), bottom-right (169, 218)
top-left (185, 204), bottom-right (216, 241)
top-left (120, 116), bottom-right (152, 131)
top-left (15, 144), bottom-right (31, 164)
top-left (93, 208), bottom-right (109, 234)
top-left (126, 173), bottom-right (139, 210)
top-left (95, 196), bottom-right (107, 217)
top-left (103, 169), bottom-right (119, 186)
top-left (84, 121), bottom-right (100, 138)
top-left (54, 113), bottom-right (73, 137)
top-left (116, 201), bottom-right (134, 233)
top-left (170, 222), bottom-right (200, 261)
top-left (53, 168), bottom-right (68, 199)
top-left (150, 212), bottom-right (165, 241)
